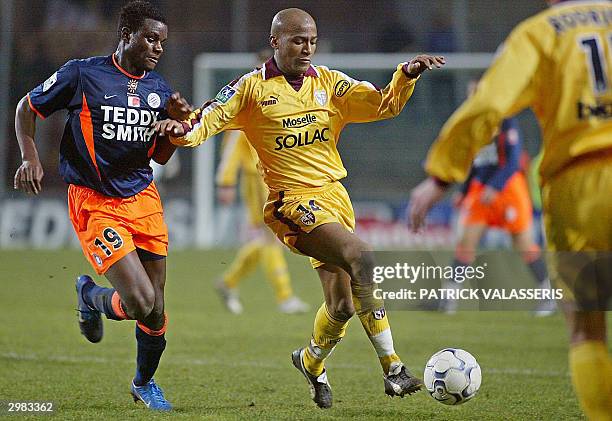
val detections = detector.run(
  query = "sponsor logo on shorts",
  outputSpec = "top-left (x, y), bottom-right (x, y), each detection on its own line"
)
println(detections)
top-left (297, 203), bottom-right (317, 226)
top-left (505, 206), bottom-right (517, 222)
top-left (300, 212), bottom-right (316, 226)
top-left (372, 307), bottom-right (386, 320)
top-left (215, 85), bottom-right (236, 104)
top-left (92, 253), bottom-right (103, 266)
top-left (334, 79), bottom-right (350, 97)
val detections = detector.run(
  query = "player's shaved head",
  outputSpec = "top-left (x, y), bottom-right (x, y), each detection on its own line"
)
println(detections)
top-left (271, 8), bottom-right (316, 37)
top-left (269, 8), bottom-right (318, 77)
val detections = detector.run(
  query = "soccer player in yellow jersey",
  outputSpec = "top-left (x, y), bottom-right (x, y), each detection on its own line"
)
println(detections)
top-left (409, 1), bottom-right (612, 419)
top-left (215, 129), bottom-right (310, 314)
top-left (156, 8), bottom-right (444, 408)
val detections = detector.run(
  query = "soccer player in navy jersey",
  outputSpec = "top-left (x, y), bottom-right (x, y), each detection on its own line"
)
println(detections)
top-left (14, 1), bottom-right (190, 411)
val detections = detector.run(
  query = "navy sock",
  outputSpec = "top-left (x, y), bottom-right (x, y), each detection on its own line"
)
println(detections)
top-left (528, 257), bottom-right (549, 286)
top-left (134, 325), bottom-right (166, 386)
top-left (83, 284), bottom-right (123, 320)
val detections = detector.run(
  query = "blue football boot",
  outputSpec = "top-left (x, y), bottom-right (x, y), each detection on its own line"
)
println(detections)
top-left (131, 379), bottom-right (172, 411)
top-left (75, 275), bottom-right (103, 343)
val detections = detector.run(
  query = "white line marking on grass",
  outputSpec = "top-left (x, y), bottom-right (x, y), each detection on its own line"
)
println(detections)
top-left (1, 351), bottom-right (569, 378)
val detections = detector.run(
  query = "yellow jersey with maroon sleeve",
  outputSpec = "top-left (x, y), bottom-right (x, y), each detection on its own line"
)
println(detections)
top-left (172, 58), bottom-right (418, 192)
top-left (425, 0), bottom-right (612, 187)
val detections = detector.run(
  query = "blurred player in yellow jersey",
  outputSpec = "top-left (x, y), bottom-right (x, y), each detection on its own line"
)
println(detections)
top-left (156, 8), bottom-right (444, 408)
top-left (215, 128), bottom-right (310, 314)
top-left (410, 1), bottom-right (612, 419)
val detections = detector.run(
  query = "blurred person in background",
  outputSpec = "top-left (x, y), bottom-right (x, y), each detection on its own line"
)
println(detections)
top-left (442, 80), bottom-right (554, 316)
top-left (410, 1), bottom-right (612, 419)
top-left (214, 50), bottom-right (309, 315)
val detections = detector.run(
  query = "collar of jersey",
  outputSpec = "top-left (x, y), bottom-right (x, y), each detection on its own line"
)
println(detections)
top-left (262, 57), bottom-right (318, 80)
top-left (111, 54), bottom-right (146, 79)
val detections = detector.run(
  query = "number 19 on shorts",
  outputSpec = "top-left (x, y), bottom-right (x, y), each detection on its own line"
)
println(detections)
top-left (93, 227), bottom-right (124, 257)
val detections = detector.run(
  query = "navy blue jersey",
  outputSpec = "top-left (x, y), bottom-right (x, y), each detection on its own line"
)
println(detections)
top-left (28, 54), bottom-right (173, 197)
top-left (461, 118), bottom-right (523, 193)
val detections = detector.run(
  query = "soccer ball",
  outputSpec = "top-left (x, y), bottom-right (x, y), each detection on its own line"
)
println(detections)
top-left (423, 348), bottom-right (482, 405)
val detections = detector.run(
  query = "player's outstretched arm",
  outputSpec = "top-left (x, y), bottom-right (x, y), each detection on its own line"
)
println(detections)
top-left (14, 95), bottom-right (44, 195)
top-left (404, 55), bottom-right (446, 78)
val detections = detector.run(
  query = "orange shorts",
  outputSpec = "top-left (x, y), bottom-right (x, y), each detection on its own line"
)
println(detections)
top-left (460, 172), bottom-right (532, 234)
top-left (68, 182), bottom-right (168, 275)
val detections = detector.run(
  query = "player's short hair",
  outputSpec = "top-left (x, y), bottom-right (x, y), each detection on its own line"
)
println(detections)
top-left (117, 1), bottom-right (167, 39)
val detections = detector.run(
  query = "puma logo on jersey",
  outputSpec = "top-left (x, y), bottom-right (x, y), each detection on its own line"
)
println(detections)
top-left (260, 95), bottom-right (278, 107)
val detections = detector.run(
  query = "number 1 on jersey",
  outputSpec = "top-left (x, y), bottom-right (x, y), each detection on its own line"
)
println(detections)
top-left (579, 34), bottom-right (612, 94)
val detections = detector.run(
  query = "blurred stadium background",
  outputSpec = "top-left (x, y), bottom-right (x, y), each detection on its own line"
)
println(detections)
top-left (0, 0), bottom-right (547, 251)
top-left (2, 2), bottom-right (607, 418)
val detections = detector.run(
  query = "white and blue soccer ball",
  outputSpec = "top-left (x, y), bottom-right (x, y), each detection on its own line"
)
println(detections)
top-left (424, 348), bottom-right (482, 405)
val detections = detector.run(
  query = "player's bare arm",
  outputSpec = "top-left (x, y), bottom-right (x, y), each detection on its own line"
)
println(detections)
top-left (404, 54), bottom-right (446, 78)
top-left (14, 95), bottom-right (44, 195)
top-left (409, 176), bottom-right (450, 232)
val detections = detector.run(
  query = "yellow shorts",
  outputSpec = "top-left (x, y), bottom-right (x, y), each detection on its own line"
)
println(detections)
top-left (542, 154), bottom-right (612, 310)
top-left (263, 181), bottom-right (355, 268)
top-left (241, 172), bottom-right (267, 227)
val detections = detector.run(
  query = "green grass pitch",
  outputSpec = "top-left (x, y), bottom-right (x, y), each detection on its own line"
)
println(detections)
top-left (1, 249), bottom-right (608, 420)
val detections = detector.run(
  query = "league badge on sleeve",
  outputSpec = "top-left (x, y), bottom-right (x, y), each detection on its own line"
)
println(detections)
top-left (215, 85), bottom-right (236, 104)
top-left (42, 72), bottom-right (58, 92)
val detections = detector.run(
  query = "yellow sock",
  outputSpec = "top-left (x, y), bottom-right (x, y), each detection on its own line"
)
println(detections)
top-left (353, 293), bottom-right (401, 374)
top-left (303, 303), bottom-right (350, 376)
top-left (261, 244), bottom-right (293, 302)
top-left (569, 341), bottom-right (612, 421)
top-left (223, 241), bottom-right (262, 289)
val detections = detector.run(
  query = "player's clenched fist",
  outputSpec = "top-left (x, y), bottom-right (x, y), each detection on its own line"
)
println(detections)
top-left (404, 55), bottom-right (446, 78)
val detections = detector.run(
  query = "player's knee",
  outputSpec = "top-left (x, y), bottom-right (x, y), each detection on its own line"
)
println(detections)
top-left (342, 243), bottom-right (374, 276)
top-left (328, 298), bottom-right (355, 321)
top-left (124, 287), bottom-right (156, 320)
